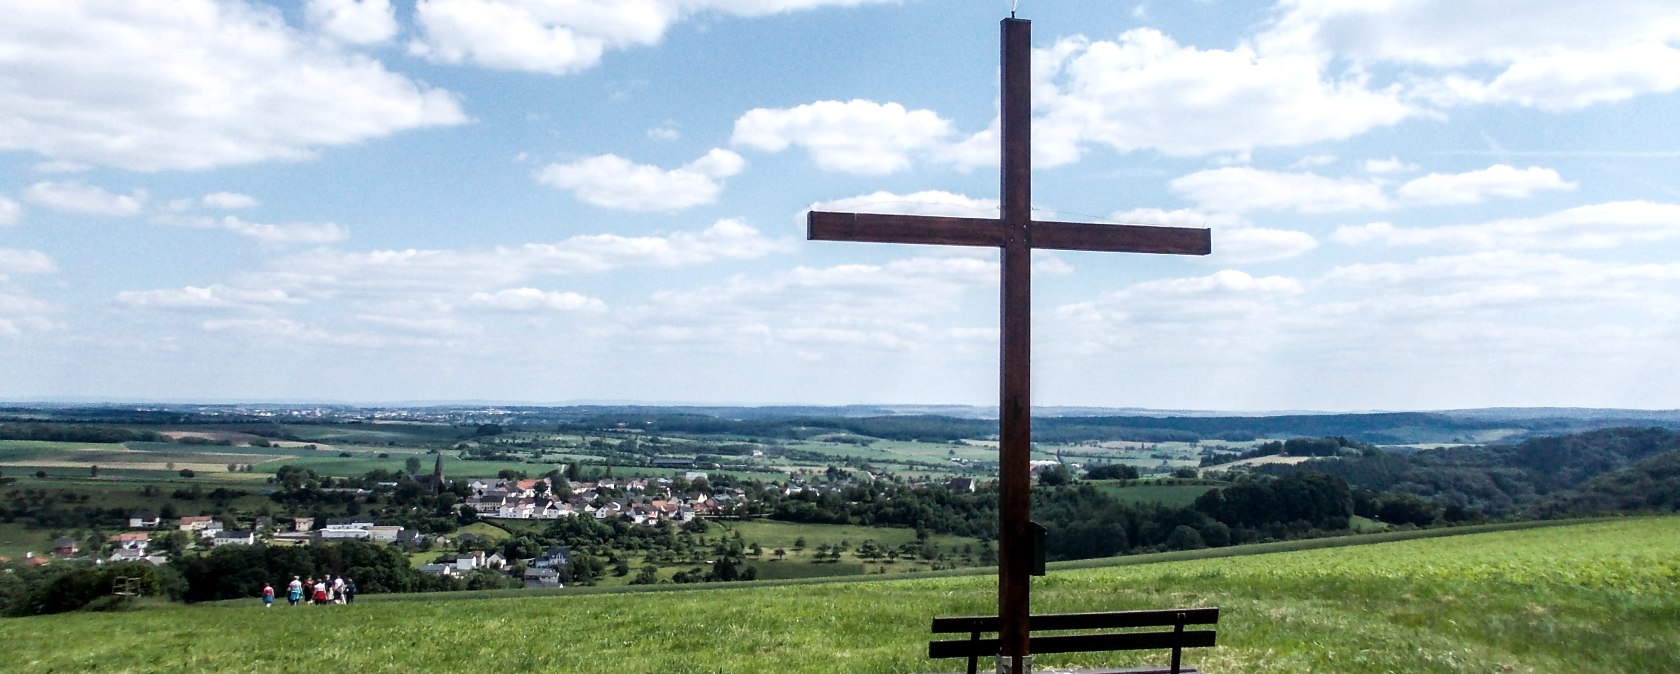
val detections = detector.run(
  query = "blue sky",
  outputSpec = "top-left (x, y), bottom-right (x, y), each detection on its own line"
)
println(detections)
top-left (1, 0), bottom-right (1678, 411)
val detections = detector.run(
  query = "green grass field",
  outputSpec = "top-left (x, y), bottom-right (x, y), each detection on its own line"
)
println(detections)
top-left (0, 522), bottom-right (55, 561)
top-left (1, 517), bottom-right (1672, 673)
top-left (1092, 479), bottom-right (1224, 508)
top-left (713, 519), bottom-right (976, 551)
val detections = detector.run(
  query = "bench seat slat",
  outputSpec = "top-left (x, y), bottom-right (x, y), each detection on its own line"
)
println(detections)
top-left (929, 630), bottom-right (1216, 659)
top-left (931, 607), bottom-right (1218, 634)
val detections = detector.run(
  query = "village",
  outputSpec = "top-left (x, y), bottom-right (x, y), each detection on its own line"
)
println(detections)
top-left (458, 472), bottom-right (739, 524)
top-left (14, 470), bottom-right (918, 589)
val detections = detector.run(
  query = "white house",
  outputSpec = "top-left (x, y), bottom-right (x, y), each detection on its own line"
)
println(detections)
top-left (418, 563), bottom-right (454, 576)
top-left (212, 530), bottom-right (255, 546)
top-left (319, 517), bottom-right (375, 540)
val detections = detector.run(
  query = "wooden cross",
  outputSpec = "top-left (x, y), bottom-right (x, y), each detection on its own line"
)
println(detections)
top-left (808, 17), bottom-right (1211, 674)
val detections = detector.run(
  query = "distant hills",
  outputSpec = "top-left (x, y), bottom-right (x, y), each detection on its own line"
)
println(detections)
top-left (3, 403), bottom-right (1678, 446)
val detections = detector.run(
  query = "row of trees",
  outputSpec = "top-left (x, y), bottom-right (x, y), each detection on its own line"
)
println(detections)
top-left (1256, 427), bottom-right (1680, 516)
top-left (0, 423), bottom-right (165, 444)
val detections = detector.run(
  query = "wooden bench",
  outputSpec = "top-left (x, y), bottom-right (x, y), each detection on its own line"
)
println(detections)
top-left (929, 607), bottom-right (1219, 674)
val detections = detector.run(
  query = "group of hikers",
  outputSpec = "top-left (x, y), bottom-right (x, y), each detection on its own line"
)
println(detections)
top-left (259, 575), bottom-right (357, 607)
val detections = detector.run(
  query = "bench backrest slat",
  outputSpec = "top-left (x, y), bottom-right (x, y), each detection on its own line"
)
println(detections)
top-left (930, 629), bottom-right (1216, 659)
top-left (930, 607), bottom-right (1219, 634)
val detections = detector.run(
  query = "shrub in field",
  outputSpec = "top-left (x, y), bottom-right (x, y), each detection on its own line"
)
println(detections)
top-left (0, 562), bottom-right (178, 617)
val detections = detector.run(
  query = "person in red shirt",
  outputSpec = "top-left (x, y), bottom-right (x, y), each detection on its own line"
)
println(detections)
top-left (261, 583), bottom-right (274, 608)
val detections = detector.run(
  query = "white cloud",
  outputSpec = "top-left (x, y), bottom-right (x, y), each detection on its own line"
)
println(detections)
top-left (1263, 0), bottom-right (1680, 66)
top-left (1396, 165), bottom-right (1576, 205)
top-left (409, 0), bottom-right (896, 75)
top-left (536, 149), bottom-right (744, 211)
top-left (0, 291), bottom-right (50, 315)
top-left (637, 255), bottom-right (996, 352)
top-left (353, 313), bottom-right (482, 337)
top-left (1217, 228), bottom-right (1321, 264)
top-left (464, 288), bottom-right (606, 313)
top-left (0, 249), bottom-right (58, 281)
top-left (1319, 251), bottom-right (1680, 324)
top-left (0, 291), bottom-right (54, 336)
top-left (810, 190), bottom-right (999, 219)
top-left (1130, 269), bottom-right (1305, 297)
top-left (409, 0), bottom-right (666, 75)
top-left (1110, 207), bottom-right (1316, 264)
top-left (1032, 30), bottom-right (1412, 158)
top-left (158, 215), bottom-right (350, 245)
top-left (202, 192), bottom-right (260, 210)
top-left (113, 285), bottom-right (301, 311)
top-left (1333, 201), bottom-right (1680, 250)
top-left (252, 219), bottom-right (791, 301)
top-left (1478, 43), bottom-right (1680, 111)
top-left (0, 248), bottom-right (57, 337)
top-left (1109, 207), bottom-right (1248, 230)
top-left (1263, 1), bottom-right (1680, 110)
top-left (1053, 269), bottom-right (1305, 358)
top-left (646, 121), bottom-right (680, 141)
top-left (1292, 154), bottom-right (1338, 169)
top-left (935, 118), bottom-right (1001, 170)
top-left (0, 0), bottom-right (466, 171)
top-left (22, 182), bottom-right (146, 217)
top-left (1170, 167), bottom-right (1390, 213)
top-left (1362, 157), bottom-right (1416, 174)
top-left (732, 100), bottom-right (953, 175)
top-left (306, 0), bottom-right (398, 45)
top-left (0, 197), bottom-right (20, 226)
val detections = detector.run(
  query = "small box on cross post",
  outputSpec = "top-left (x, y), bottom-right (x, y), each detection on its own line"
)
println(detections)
top-left (1028, 520), bottom-right (1046, 576)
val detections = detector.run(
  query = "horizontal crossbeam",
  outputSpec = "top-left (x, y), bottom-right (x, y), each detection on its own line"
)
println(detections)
top-left (808, 211), bottom-right (1211, 256)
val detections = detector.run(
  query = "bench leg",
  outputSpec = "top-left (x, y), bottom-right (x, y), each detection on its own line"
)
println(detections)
top-left (967, 630), bottom-right (979, 674)
top-left (1170, 615), bottom-right (1185, 674)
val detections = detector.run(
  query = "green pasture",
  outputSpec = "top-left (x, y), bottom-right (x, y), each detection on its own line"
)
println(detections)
top-left (749, 559), bottom-right (869, 580)
top-left (481, 518), bottom-right (979, 580)
top-left (271, 455), bottom-right (526, 479)
top-left (1092, 479), bottom-right (1225, 508)
top-left (275, 423), bottom-right (466, 446)
top-left (0, 522), bottom-right (54, 561)
top-left (1349, 515), bottom-right (1388, 532)
top-left (83, 468), bottom-right (274, 483)
top-left (121, 441), bottom-right (305, 457)
top-left (1, 474), bottom-right (274, 514)
top-left (1, 517), bottom-right (1673, 673)
top-left (0, 440), bottom-right (128, 462)
top-left (452, 522), bottom-right (512, 542)
top-left (715, 519), bottom-right (979, 553)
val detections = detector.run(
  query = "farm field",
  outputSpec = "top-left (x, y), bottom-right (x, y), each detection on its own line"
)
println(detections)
top-left (0, 517), bottom-right (1672, 673)
top-left (1091, 479), bottom-right (1226, 508)
top-left (0, 522), bottom-right (53, 561)
top-left (476, 518), bottom-right (988, 582)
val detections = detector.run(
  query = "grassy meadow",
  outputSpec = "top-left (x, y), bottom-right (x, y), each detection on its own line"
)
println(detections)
top-left (1, 517), bottom-right (1673, 673)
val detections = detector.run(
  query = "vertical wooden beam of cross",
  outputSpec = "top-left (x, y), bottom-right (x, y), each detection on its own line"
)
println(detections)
top-left (808, 17), bottom-right (1210, 674)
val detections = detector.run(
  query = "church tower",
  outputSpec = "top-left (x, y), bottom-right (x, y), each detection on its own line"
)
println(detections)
top-left (433, 453), bottom-right (445, 494)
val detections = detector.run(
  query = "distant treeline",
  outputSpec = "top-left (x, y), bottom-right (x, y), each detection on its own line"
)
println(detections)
top-left (557, 411), bottom-right (1680, 445)
top-left (1202, 436), bottom-right (1372, 467)
top-left (0, 408), bottom-right (258, 426)
top-left (0, 423), bottom-right (164, 444)
top-left (1255, 426), bottom-right (1680, 517)
top-left (757, 470), bottom-right (1392, 561)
